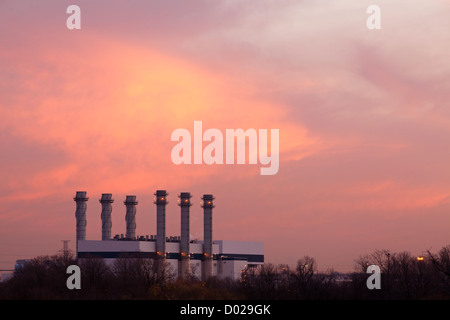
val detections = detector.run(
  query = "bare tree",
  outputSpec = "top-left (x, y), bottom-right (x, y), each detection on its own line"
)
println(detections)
top-left (78, 256), bottom-right (112, 298)
top-left (292, 256), bottom-right (316, 297)
top-left (428, 245), bottom-right (450, 277)
top-left (427, 245), bottom-right (450, 296)
top-left (1, 253), bottom-right (76, 299)
top-left (355, 249), bottom-right (391, 273)
top-left (240, 263), bottom-right (278, 299)
top-left (112, 256), bottom-right (174, 298)
top-left (390, 251), bottom-right (415, 298)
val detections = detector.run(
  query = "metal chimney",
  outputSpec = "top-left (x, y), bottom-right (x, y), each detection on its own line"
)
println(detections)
top-left (202, 194), bottom-right (214, 280)
top-left (154, 190), bottom-right (168, 257)
top-left (74, 191), bottom-right (88, 257)
top-left (178, 192), bottom-right (192, 278)
top-left (124, 195), bottom-right (138, 239)
top-left (99, 193), bottom-right (114, 240)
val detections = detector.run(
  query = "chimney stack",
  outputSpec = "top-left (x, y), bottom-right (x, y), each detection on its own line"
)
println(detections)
top-left (202, 194), bottom-right (214, 280)
top-left (178, 192), bottom-right (192, 278)
top-left (124, 195), bottom-right (138, 239)
top-left (154, 190), bottom-right (168, 257)
top-left (74, 191), bottom-right (89, 257)
top-left (99, 193), bottom-right (114, 240)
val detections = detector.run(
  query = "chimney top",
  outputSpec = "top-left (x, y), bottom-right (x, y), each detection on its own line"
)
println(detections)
top-left (74, 191), bottom-right (88, 201)
top-left (124, 195), bottom-right (138, 205)
top-left (179, 192), bottom-right (192, 206)
top-left (154, 190), bottom-right (168, 204)
top-left (201, 194), bottom-right (215, 208)
top-left (100, 193), bottom-right (114, 203)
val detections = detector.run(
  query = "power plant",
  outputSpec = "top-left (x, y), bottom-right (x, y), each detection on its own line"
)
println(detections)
top-left (74, 190), bottom-right (264, 281)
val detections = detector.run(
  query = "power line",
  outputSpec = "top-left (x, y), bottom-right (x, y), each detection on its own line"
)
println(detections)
top-left (0, 253), bottom-right (35, 257)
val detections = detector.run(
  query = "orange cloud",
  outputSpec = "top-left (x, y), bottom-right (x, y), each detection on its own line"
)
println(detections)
top-left (0, 35), bottom-right (318, 203)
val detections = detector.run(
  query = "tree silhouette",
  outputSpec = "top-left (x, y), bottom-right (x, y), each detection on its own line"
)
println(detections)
top-left (1, 245), bottom-right (450, 299)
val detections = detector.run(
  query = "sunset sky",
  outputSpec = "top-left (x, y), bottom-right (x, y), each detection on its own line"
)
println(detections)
top-left (1, 0), bottom-right (450, 272)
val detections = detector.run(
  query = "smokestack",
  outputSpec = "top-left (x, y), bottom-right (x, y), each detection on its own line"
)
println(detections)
top-left (74, 191), bottom-right (89, 257)
top-left (202, 194), bottom-right (214, 280)
top-left (124, 195), bottom-right (138, 239)
top-left (154, 190), bottom-right (168, 257)
top-left (178, 192), bottom-right (192, 278)
top-left (99, 193), bottom-right (114, 240)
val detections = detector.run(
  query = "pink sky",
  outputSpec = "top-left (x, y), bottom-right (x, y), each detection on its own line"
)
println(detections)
top-left (1, 0), bottom-right (450, 272)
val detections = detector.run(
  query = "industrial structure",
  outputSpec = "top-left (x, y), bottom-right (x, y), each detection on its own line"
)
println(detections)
top-left (74, 191), bottom-right (264, 281)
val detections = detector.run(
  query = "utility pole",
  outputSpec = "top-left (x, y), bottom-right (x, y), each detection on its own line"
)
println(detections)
top-left (60, 240), bottom-right (71, 260)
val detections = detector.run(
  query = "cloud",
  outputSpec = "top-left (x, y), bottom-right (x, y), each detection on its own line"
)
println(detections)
top-left (0, 28), bottom-right (315, 202)
top-left (1, 0), bottom-right (450, 271)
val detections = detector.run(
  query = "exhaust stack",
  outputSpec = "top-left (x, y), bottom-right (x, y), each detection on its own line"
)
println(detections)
top-left (154, 190), bottom-right (168, 257)
top-left (100, 193), bottom-right (114, 240)
top-left (179, 192), bottom-right (192, 278)
top-left (202, 194), bottom-right (214, 281)
top-left (124, 195), bottom-right (138, 239)
top-left (74, 191), bottom-right (89, 256)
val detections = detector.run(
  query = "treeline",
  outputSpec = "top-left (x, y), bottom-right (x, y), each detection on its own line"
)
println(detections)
top-left (1, 245), bottom-right (449, 299)
top-left (243, 246), bottom-right (450, 300)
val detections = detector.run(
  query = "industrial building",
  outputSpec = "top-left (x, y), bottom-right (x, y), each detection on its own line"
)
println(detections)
top-left (74, 191), bottom-right (264, 281)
